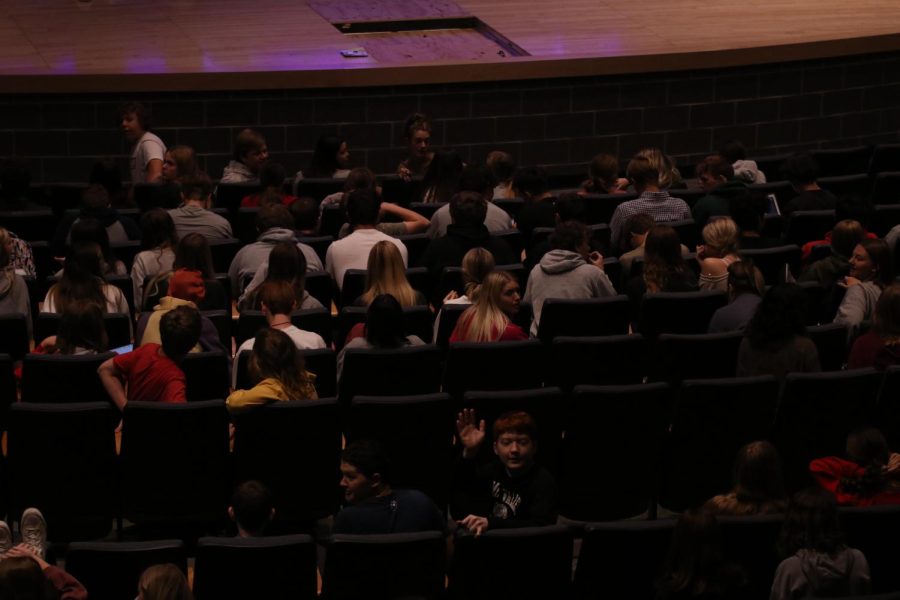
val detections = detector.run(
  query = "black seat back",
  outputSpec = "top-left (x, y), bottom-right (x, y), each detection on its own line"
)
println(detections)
top-left (66, 540), bottom-right (187, 600)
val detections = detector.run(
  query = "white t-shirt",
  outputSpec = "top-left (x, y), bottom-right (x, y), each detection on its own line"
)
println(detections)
top-left (130, 132), bottom-right (166, 184)
top-left (325, 228), bottom-right (408, 290)
top-left (233, 324), bottom-right (326, 387)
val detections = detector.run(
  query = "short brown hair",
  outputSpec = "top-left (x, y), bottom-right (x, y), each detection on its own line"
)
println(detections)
top-left (696, 155), bottom-right (734, 180)
top-left (493, 410), bottom-right (537, 440)
top-left (626, 156), bottom-right (659, 188)
top-left (233, 129), bottom-right (266, 161)
top-left (180, 172), bottom-right (213, 201)
top-left (258, 280), bottom-right (296, 315)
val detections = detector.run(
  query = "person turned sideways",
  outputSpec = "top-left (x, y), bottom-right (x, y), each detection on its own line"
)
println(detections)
top-left (452, 409), bottom-right (557, 535)
top-left (98, 305), bottom-right (201, 411)
top-left (333, 439), bottom-right (446, 535)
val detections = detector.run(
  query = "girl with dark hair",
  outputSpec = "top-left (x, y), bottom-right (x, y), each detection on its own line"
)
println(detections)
top-left (303, 134), bottom-right (351, 179)
top-left (771, 488), bottom-right (870, 599)
top-left (68, 217), bottom-right (126, 276)
top-left (397, 113), bottom-right (434, 179)
top-left (142, 233), bottom-right (227, 311)
top-left (43, 243), bottom-right (129, 315)
top-left (835, 238), bottom-right (894, 330)
top-left (639, 225), bottom-right (698, 294)
top-left (239, 241), bottom-right (324, 311)
top-left (132, 208), bottom-right (178, 306)
top-left (227, 327), bottom-right (317, 413)
top-left (337, 293), bottom-right (426, 380)
top-left (656, 510), bottom-right (748, 599)
top-left (0, 550), bottom-right (88, 600)
top-left (848, 284), bottom-right (900, 369)
top-left (38, 302), bottom-right (108, 356)
top-left (704, 441), bottom-right (787, 516)
top-left (580, 153), bottom-right (628, 195)
top-left (421, 150), bottom-right (464, 204)
top-left (810, 427), bottom-right (900, 506)
top-left (736, 284), bottom-right (820, 380)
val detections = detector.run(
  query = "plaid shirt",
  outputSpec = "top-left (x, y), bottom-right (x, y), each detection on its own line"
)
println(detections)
top-left (609, 191), bottom-right (691, 251)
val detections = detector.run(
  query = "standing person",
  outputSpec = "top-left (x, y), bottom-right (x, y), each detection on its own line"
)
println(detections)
top-left (736, 284), bottom-right (821, 381)
top-left (609, 156), bottom-right (691, 252)
top-left (810, 427), bottom-right (900, 507)
top-left (452, 409), bottom-right (557, 534)
top-left (131, 208), bottom-right (178, 306)
top-left (704, 441), bottom-right (787, 516)
top-left (168, 172), bottom-right (233, 241)
top-left (98, 305), bottom-right (201, 410)
top-left (226, 328), bottom-right (318, 414)
top-left (696, 217), bottom-right (742, 292)
top-left (397, 113), bottom-right (434, 180)
top-left (771, 488), bottom-right (870, 599)
top-left (523, 221), bottom-right (616, 337)
top-left (848, 284), bottom-right (900, 370)
top-left (221, 129), bottom-right (268, 184)
top-left (120, 101), bottom-right (165, 185)
top-left (449, 271), bottom-right (527, 342)
top-left (834, 238), bottom-right (893, 330)
top-left (334, 439), bottom-right (446, 535)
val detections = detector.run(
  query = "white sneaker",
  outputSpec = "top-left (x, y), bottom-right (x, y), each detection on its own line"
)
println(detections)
top-left (0, 520), bottom-right (11, 557)
top-left (20, 508), bottom-right (46, 559)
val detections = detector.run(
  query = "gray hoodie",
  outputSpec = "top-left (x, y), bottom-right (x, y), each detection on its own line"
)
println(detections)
top-left (732, 159), bottom-right (767, 184)
top-left (523, 249), bottom-right (616, 337)
top-left (770, 547), bottom-right (869, 600)
top-left (220, 160), bottom-right (258, 184)
top-left (227, 227), bottom-right (324, 295)
top-left (0, 269), bottom-right (31, 338)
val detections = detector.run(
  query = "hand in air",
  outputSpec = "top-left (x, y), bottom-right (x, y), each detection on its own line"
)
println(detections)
top-left (456, 408), bottom-right (486, 457)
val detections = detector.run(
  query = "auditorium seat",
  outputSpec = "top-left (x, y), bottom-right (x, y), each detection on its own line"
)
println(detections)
top-left (450, 525), bottom-right (574, 599)
top-left (637, 290), bottom-right (728, 338)
top-left (871, 171), bottom-right (900, 205)
top-left (120, 400), bottom-right (230, 534)
top-left (840, 505), bottom-right (900, 594)
top-left (208, 237), bottom-right (242, 273)
top-left (560, 384), bottom-right (670, 520)
top-left (0, 210), bottom-right (55, 242)
top-left (215, 183), bottom-right (260, 214)
top-left (434, 302), bottom-right (467, 349)
top-left (719, 514), bottom-right (784, 600)
top-left (110, 240), bottom-right (141, 272)
top-left (650, 331), bottom-right (743, 383)
top-left (34, 312), bottom-right (131, 349)
top-left (232, 398), bottom-right (342, 528)
top-left (193, 535), bottom-right (318, 600)
top-left (397, 233), bottom-right (430, 267)
top-left (811, 146), bottom-right (871, 177)
top-left (20, 352), bottom-right (115, 403)
top-left (200, 309), bottom-right (232, 349)
top-left (750, 180), bottom-right (795, 207)
top-left (869, 143), bottom-right (900, 175)
top-left (319, 204), bottom-right (346, 238)
top-left (340, 345), bottom-right (442, 405)
top-left (322, 531), bottom-right (446, 600)
top-left (784, 210), bottom-right (836, 246)
top-left (0, 314), bottom-right (31, 360)
top-left (336, 305), bottom-right (433, 350)
top-left (876, 365), bottom-right (900, 450)
top-left (443, 340), bottom-right (544, 399)
top-left (233, 207), bottom-right (261, 244)
top-left (742, 245), bottom-right (802, 285)
top-left (347, 393), bottom-right (455, 508)
top-left (236, 307), bottom-right (332, 347)
top-left (583, 192), bottom-right (637, 226)
top-left (818, 172), bottom-right (871, 198)
top-left (807, 322), bottom-right (851, 371)
top-left (182, 351), bottom-right (230, 401)
top-left (298, 235), bottom-right (333, 265)
top-left (66, 540), bottom-right (187, 600)
top-left (6, 402), bottom-right (118, 541)
top-left (660, 375), bottom-right (780, 512)
top-left (536, 295), bottom-right (631, 342)
top-left (304, 269), bottom-right (334, 309)
top-left (547, 335), bottom-right (647, 391)
top-left (0, 354), bottom-right (15, 429)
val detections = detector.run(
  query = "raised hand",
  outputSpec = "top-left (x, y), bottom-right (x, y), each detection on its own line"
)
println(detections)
top-left (456, 408), bottom-right (486, 458)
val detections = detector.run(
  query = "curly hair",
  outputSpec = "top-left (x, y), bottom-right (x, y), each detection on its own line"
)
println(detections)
top-left (643, 225), bottom-right (687, 293)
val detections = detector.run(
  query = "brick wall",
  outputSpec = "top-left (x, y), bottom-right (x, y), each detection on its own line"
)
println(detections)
top-left (2, 50), bottom-right (900, 183)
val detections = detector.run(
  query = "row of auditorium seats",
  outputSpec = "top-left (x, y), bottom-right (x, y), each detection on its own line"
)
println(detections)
top-left (48, 508), bottom-right (900, 600)
top-left (4, 367), bottom-right (900, 540)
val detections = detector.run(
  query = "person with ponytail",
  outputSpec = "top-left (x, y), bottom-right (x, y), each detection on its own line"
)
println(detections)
top-left (810, 427), bottom-right (900, 507)
top-left (449, 270), bottom-right (527, 342)
top-left (433, 247), bottom-right (494, 342)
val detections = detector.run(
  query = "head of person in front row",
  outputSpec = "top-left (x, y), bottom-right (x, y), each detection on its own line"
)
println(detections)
top-left (306, 133), bottom-right (351, 179)
top-left (643, 224), bottom-right (694, 293)
top-left (704, 440), bottom-right (786, 516)
top-left (161, 145), bottom-right (198, 184)
top-left (360, 241), bottom-right (420, 308)
top-left (340, 439), bottom-right (393, 506)
top-left (461, 247), bottom-right (495, 301)
top-left (363, 294), bottom-right (412, 349)
top-left (233, 129), bottom-right (269, 177)
top-left (450, 270), bottom-right (525, 342)
top-left (137, 564), bottom-right (194, 600)
top-left (40, 302), bottom-right (108, 356)
top-left (248, 328), bottom-right (316, 400)
top-left (229, 480), bottom-right (275, 537)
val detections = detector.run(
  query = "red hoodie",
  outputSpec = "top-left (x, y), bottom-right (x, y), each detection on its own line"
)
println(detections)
top-left (810, 456), bottom-right (900, 506)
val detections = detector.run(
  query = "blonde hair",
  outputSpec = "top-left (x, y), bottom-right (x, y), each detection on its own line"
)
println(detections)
top-left (636, 148), bottom-right (681, 189)
top-left (456, 271), bottom-right (516, 342)
top-left (461, 247), bottom-right (495, 301)
top-left (702, 217), bottom-right (740, 258)
top-left (360, 241), bottom-right (418, 307)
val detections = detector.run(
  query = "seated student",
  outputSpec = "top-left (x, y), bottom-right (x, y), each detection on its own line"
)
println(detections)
top-left (799, 219), bottom-right (866, 290)
top-left (0, 546), bottom-right (87, 600)
top-left (296, 133), bottom-right (352, 183)
top-left (656, 509), bottom-right (749, 600)
top-left (720, 139), bottom-right (766, 184)
top-left (67, 217), bottom-right (128, 276)
top-left (52, 184), bottom-right (140, 254)
top-left (142, 233), bottom-right (228, 312)
top-left (449, 271), bottom-right (527, 343)
top-left (0, 226), bottom-right (31, 336)
top-left (619, 213), bottom-right (690, 280)
top-left (487, 150), bottom-right (517, 200)
top-left (781, 152), bottom-right (838, 216)
top-left (434, 247), bottom-right (494, 342)
top-left (426, 165), bottom-right (514, 239)
top-left (354, 241), bottom-right (427, 309)
top-left (834, 238), bottom-right (893, 331)
top-left (579, 153), bottom-right (628, 196)
top-left (229, 204), bottom-right (323, 298)
top-left (512, 166), bottom-right (556, 252)
top-left (420, 150), bottom-right (464, 204)
top-left (43, 243), bottom-right (130, 315)
top-left (136, 564), bottom-right (193, 600)
top-left (98, 305), bottom-right (201, 411)
top-left (161, 145), bottom-right (199, 184)
top-left (121, 101), bottom-right (165, 185)
top-left (848, 284), bottom-right (900, 370)
top-left (238, 241), bottom-right (325, 311)
top-left (732, 192), bottom-right (782, 251)
top-left (523, 220), bottom-right (616, 337)
top-left (625, 225), bottom-right (699, 312)
top-left (233, 280), bottom-right (326, 387)
top-left (771, 487), bottom-right (870, 600)
top-left (135, 268), bottom-right (227, 356)
top-left (132, 208), bottom-right (178, 304)
top-left (452, 409), bottom-right (557, 534)
top-left (736, 284), bottom-right (820, 381)
top-left (704, 441), bottom-right (787, 516)
top-left (336, 201), bottom-right (429, 239)
top-left (334, 439), bottom-right (446, 535)
top-left (696, 217), bottom-right (742, 292)
top-left (240, 162), bottom-right (298, 208)
top-left (707, 261), bottom-right (765, 333)
top-left (337, 294), bottom-right (426, 380)
top-left (811, 427), bottom-right (900, 507)
top-left (221, 129), bottom-right (268, 184)
top-left (0, 158), bottom-right (49, 211)
top-left (290, 196), bottom-right (319, 237)
top-left (168, 172), bottom-right (233, 241)
top-left (227, 328), bottom-right (317, 414)
top-left (799, 195), bottom-right (876, 263)
top-left (228, 480), bottom-right (276, 538)
top-left (691, 156), bottom-right (748, 228)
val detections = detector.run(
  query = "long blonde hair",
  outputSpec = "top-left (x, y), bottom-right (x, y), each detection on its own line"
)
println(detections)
top-left (361, 241), bottom-right (418, 307)
top-left (461, 247), bottom-right (495, 301)
top-left (456, 271), bottom-right (516, 342)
